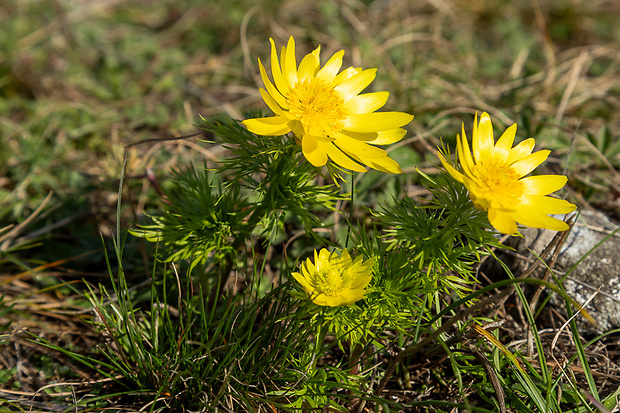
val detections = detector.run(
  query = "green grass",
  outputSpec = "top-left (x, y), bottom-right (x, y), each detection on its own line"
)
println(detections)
top-left (1, 0), bottom-right (619, 411)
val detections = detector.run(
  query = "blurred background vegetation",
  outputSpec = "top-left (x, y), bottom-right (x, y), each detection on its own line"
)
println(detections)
top-left (0, 0), bottom-right (618, 410)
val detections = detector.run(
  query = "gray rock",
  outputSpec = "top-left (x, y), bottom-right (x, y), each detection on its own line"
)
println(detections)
top-left (518, 210), bottom-right (620, 335)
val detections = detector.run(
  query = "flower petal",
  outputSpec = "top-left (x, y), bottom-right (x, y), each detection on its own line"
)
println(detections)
top-left (334, 134), bottom-right (387, 158)
top-left (493, 123), bottom-right (517, 162)
top-left (316, 50), bottom-right (344, 85)
top-left (325, 143), bottom-right (367, 172)
top-left (292, 270), bottom-right (313, 293)
top-left (439, 153), bottom-right (466, 183)
top-left (337, 289), bottom-right (367, 305)
top-left (313, 293), bottom-right (345, 307)
top-left (333, 67), bottom-right (361, 85)
top-left (282, 36), bottom-right (298, 88)
top-left (520, 175), bottom-right (568, 196)
top-left (242, 116), bottom-right (290, 136)
top-left (269, 38), bottom-right (288, 95)
top-left (488, 208), bottom-right (518, 234)
top-left (365, 128), bottom-right (407, 145)
top-left (367, 156), bottom-right (402, 174)
top-left (473, 112), bottom-right (495, 164)
top-left (338, 128), bottom-right (407, 144)
top-left (512, 210), bottom-right (570, 231)
top-left (507, 138), bottom-right (535, 164)
top-left (520, 195), bottom-right (577, 214)
top-left (297, 46), bottom-right (321, 81)
top-left (302, 135), bottom-right (328, 167)
top-left (511, 150), bottom-right (550, 177)
top-left (259, 88), bottom-right (287, 117)
top-left (259, 58), bottom-right (289, 109)
top-left (457, 127), bottom-right (476, 179)
top-left (340, 250), bottom-right (352, 265)
top-left (341, 91), bottom-right (389, 114)
top-left (334, 68), bottom-right (377, 101)
top-left (342, 112), bottom-right (413, 133)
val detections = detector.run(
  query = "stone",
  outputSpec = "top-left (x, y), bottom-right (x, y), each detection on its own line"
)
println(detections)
top-left (518, 210), bottom-right (620, 335)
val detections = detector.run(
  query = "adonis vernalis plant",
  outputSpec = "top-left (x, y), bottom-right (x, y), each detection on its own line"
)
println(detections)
top-left (292, 249), bottom-right (374, 307)
top-left (242, 36), bottom-right (413, 173)
top-left (439, 112), bottom-right (577, 234)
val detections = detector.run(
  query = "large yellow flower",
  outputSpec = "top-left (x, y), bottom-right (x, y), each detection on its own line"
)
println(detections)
top-left (292, 249), bottom-right (374, 307)
top-left (242, 37), bottom-right (413, 174)
top-left (439, 112), bottom-right (577, 234)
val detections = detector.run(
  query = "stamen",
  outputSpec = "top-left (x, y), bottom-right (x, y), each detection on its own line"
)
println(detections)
top-left (316, 268), bottom-right (346, 296)
top-left (472, 160), bottom-right (524, 208)
top-left (287, 78), bottom-right (345, 138)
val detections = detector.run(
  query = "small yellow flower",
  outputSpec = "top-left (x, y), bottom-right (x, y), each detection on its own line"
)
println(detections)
top-left (439, 112), bottom-right (577, 234)
top-left (242, 36), bottom-right (414, 174)
top-left (292, 249), bottom-right (374, 307)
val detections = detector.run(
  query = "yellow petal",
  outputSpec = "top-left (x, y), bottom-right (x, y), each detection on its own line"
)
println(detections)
top-left (338, 289), bottom-right (367, 305)
top-left (302, 135), bottom-right (328, 167)
top-left (313, 293), bottom-right (344, 307)
top-left (341, 91), bottom-right (389, 114)
top-left (337, 130), bottom-right (378, 142)
top-left (292, 271), bottom-right (313, 294)
top-left (316, 50), bottom-right (344, 85)
top-left (352, 261), bottom-right (374, 288)
top-left (297, 46), bottom-right (320, 81)
top-left (520, 195), bottom-right (577, 214)
top-left (333, 67), bottom-right (361, 85)
top-left (473, 112), bottom-right (495, 164)
top-left (488, 208), bottom-right (518, 234)
top-left (259, 59), bottom-right (289, 109)
top-left (511, 150), bottom-right (550, 177)
top-left (304, 257), bottom-right (316, 276)
top-left (506, 138), bottom-right (535, 164)
top-left (511, 210), bottom-right (570, 231)
top-left (367, 156), bottom-right (402, 174)
top-left (283, 36), bottom-right (298, 89)
top-left (337, 142), bottom-right (401, 173)
top-left (493, 123), bottom-right (517, 162)
top-left (242, 116), bottom-right (290, 136)
top-left (269, 38), bottom-right (288, 95)
top-left (325, 143), bottom-right (367, 172)
top-left (334, 68), bottom-right (377, 101)
top-left (342, 112), bottom-right (413, 133)
top-left (439, 153), bottom-right (466, 183)
top-left (457, 128), bottom-right (476, 178)
top-left (365, 128), bottom-right (407, 145)
top-left (334, 134), bottom-right (387, 158)
top-left (337, 129), bottom-right (406, 144)
top-left (259, 88), bottom-right (287, 117)
top-left (520, 175), bottom-right (568, 196)
top-left (315, 249), bottom-right (324, 269)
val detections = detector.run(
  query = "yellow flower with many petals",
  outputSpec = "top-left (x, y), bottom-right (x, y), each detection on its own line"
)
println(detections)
top-left (292, 249), bottom-right (374, 307)
top-left (242, 37), bottom-right (414, 174)
top-left (439, 112), bottom-right (577, 234)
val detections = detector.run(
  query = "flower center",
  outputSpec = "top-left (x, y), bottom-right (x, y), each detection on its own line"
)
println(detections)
top-left (287, 78), bottom-right (345, 139)
top-left (470, 159), bottom-right (524, 210)
top-left (315, 267), bottom-right (347, 297)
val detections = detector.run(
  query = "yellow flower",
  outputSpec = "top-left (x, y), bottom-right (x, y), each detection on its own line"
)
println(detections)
top-left (292, 249), bottom-right (374, 307)
top-left (439, 112), bottom-right (577, 234)
top-left (242, 37), bottom-right (413, 174)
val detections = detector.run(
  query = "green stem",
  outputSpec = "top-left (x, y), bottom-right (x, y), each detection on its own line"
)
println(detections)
top-left (207, 163), bottom-right (276, 309)
top-left (344, 172), bottom-right (355, 249)
top-left (309, 326), bottom-right (328, 374)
